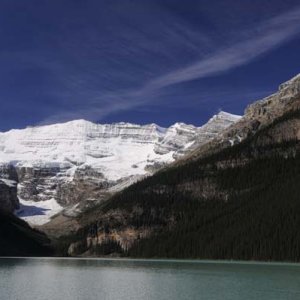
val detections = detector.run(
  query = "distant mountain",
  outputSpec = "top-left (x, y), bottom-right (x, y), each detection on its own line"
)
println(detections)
top-left (61, 73), bottom-right (300, 261)
top-left (0, 112), bottom-right (240, 225)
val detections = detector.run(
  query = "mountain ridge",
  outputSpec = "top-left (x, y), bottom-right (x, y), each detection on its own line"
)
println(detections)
top-left (175, 73), bottom-right (300, 165)
top-left (54, 72), bottom-right (300, 260)
top-left (0, 111), bottom-right (241, 135)
top-left (1, 73), bottom-right (300, 259)
top-left (0, 111), bottom-right (240, 225)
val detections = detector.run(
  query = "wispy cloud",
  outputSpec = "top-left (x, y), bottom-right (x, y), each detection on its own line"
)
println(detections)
top-left (39, 5), bottom-right (300, 125)
top-left (146, 6), bottom-right (300, 89)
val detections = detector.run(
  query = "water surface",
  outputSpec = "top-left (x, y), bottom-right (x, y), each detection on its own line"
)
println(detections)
top-left (0, 258), bottom-right (300, 300)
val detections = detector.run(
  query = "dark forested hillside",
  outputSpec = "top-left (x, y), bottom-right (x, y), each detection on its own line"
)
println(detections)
top-left (63, 108), bottom-right (300, 261)
top-left (127, 153), bottom-right (300, 260)
top-left (0, 212), bottom-right (53, 256)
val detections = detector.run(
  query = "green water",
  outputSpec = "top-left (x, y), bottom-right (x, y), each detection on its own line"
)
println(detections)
top-left (0, 258), bottom-right (300, 300)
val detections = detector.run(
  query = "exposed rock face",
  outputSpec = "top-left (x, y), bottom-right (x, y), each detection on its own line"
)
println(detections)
top-left (245, 74), bottom-right (300, 121)
top-left (0, 179), bottom-right (19, 213)
top-left (0, 112), bottom-right (240, 224)
top-left (16, 165), bottom-right (64, 202)
top-left (0, 164), bottom-right (18, 181)
top-left (154, 123), bottom-right (198, 155)
top-left (0, 164), bottom-right (19, 213)
top-left (67, 208), bottom-right (158, 256)
top-left (56, 166), bottom-right (108, 206)
top-left (183, 73), bottom-right (300, 162)
top-left (155, 112), bottom-right (241, 158)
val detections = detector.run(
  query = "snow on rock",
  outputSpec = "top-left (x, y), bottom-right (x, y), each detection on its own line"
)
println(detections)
top-left (0, 178), bottom-right (17, 187)
top-left (0, 113), bottom-right (240, 181)
top-left (15, 198), bottom-right (63, 226)
top-left (0, 111), bottom-right (240, 225)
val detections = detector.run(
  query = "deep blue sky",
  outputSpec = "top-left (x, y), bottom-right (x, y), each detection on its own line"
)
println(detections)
top-left (1, 0), bottom-right (300, 130)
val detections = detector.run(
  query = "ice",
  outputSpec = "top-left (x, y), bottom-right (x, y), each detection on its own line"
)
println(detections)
top-left (15, 198), bottom-right (63, 226)
top-left (1, 112), bottom-right (241, 225)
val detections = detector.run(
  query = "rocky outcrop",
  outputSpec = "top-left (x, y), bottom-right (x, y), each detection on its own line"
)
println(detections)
top-left (245, 74), bottom-right (300, 121)
top-left (67, 208), bottom-right (159, 256)
top-left (155, 112), bottom-right (241, 157)
top-left (154, 123), bottom-right (198, 155)
top-left (56, 165), bottom-right (108, 206)
top-left (182, 73), bottom-right (300, 162)
top-left (0, 179), bottom-right (19, 213)
top-left (16, 165), bottom-right (63, 201)
top-left (0, 164), bottom-right (19, 213)
top-left (231, 74), bottom-right (300, 139)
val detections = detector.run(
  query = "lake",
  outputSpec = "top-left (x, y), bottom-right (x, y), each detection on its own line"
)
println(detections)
top-left (0, 258), bottom-right (300, 300)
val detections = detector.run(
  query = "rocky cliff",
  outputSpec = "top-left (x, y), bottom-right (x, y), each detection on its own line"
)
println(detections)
top-left (0, 179), bottom-right (19, 213)
top-left (0, 163), bottom-right (19, 213)
top-left (182, 74), bottom-right (300, 162)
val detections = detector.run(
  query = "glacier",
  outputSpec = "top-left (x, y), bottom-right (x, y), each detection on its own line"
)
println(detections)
top-left (0, 111), bottom-right (241, 225)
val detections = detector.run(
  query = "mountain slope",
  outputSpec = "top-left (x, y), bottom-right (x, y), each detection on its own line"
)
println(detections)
top-left (182, 73), bottom-right (300, 163)
top-left (0, 112), bottom-right (240, 225)
top-left (0, 211), bottom-right (53, 256)
top-left (62, 73), bottom-right (300, 261)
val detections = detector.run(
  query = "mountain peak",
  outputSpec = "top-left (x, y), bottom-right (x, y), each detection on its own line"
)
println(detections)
top-left (204, 111), bottom-right (241, 127)
top-left (216, 111), bottom-right (242, 120)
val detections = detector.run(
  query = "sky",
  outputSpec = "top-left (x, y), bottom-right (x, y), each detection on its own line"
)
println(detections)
top-left (1, 0), bottom-right (300, 131)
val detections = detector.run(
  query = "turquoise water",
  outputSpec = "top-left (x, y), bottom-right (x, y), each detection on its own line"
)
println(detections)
top-left (0, 258), bottom-right (300, 300)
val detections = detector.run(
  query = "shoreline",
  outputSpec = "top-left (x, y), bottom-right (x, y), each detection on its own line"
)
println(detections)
top-left (1, 256), bottom-right (300, 267)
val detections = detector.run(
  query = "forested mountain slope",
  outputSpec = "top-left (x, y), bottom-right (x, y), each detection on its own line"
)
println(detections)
top-left (62, 75), bottom-right (300, 261)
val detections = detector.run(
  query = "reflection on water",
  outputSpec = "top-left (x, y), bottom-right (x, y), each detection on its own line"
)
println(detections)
top-left (0, 258), bottom-right (300, 300)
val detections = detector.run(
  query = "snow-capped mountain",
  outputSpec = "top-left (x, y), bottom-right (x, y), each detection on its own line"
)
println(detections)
top-left (0, 111), bottom-right (240, 225)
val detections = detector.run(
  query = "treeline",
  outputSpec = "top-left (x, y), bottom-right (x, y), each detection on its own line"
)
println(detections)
top-left (127, 154), bottom-right (300, 260)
